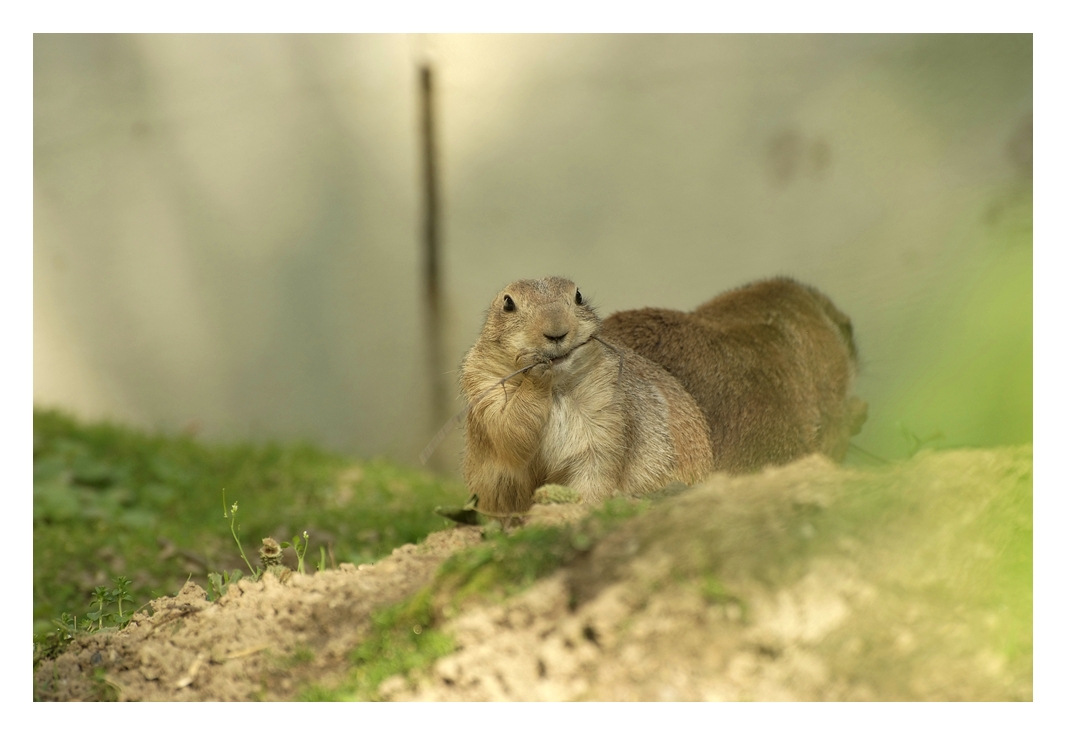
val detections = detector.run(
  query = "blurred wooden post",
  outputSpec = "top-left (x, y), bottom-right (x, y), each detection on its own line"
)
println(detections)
top-left (419, 62), bottom-right (448, 446)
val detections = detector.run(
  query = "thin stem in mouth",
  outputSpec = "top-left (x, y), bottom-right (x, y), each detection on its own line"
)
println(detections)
top-left (591, 335), bottom-right (624, 383)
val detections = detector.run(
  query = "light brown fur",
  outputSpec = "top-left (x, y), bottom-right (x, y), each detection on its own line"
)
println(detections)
top-left (460, 277), bottom-right (714, 514)
top-left (601, 277), bottom-right (867, 473)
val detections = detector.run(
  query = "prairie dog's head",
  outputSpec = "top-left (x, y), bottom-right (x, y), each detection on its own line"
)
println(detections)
top-left (476, 276), bottom-right (601, 371)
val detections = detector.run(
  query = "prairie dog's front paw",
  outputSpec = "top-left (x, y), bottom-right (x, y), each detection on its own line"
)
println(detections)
top-left (532, 484), bottom-right (582, 505)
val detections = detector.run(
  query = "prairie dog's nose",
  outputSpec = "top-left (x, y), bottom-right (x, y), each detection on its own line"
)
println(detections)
top-left (541, 303), bottom-right (570, 344)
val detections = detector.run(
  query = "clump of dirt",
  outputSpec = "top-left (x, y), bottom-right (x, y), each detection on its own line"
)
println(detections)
top-left (34, 447), bottom-right (1032, 701)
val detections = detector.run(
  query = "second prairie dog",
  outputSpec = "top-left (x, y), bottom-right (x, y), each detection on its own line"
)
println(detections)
top-left (602, 277), bottom-right (867, 473)
top-left (459, 276), bottom-right (713, 515)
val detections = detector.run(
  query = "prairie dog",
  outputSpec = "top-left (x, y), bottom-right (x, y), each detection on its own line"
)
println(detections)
top-left (602, 277), bottom-right (867, 472)
top-left (459, 277), bottom-right (713, 514)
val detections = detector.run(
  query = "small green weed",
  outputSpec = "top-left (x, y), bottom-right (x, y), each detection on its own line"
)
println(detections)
top-left (222, 493), bottom-right (259, 579)
top-left (206, 569), bottom-right (244, 601)
top-left (32, 576), bottom-right (141, 666)
top-left (84, 575), bottom-right (136, 631)
top-left (220, 492), bottom-right (311, 580)
top-left (283, 532), bottom-right (311, 575)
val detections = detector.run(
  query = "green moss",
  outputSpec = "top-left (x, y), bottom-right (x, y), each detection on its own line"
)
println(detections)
top-left (301, 588), bottom-right (454, 701)
top-left (277, 646), bottom-right (316, 668)
top-left (441, 497), bottom-right (650, 606)
top-left (699, 574), bottom-right (736, 605)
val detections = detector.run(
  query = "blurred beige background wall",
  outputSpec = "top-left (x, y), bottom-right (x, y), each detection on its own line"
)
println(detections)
top-left (34, 34), bottom-right (1032, 469)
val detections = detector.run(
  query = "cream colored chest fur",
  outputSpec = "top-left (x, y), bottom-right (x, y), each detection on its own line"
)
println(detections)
top-left (535, 367), bottom-right (624, 491)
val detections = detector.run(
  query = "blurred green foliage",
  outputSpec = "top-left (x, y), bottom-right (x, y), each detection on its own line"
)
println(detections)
top-left (856, 191), bottom-right (1032, 462)
top-left (33, 408), bottom-right (467, 638)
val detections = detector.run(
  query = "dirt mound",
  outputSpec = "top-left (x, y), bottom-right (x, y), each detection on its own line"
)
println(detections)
top-left (388, 450), bottom-right (1031, 701)
top-left (34, 526), bottom-right (483, 701)
top-left (34, 448), bottom-right (1032, 701)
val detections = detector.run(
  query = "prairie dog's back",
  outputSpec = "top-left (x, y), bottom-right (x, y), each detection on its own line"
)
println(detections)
top-left (692, 278), bottom-right (858, 365)
top-left (602, 277), bottom-right (865, 471)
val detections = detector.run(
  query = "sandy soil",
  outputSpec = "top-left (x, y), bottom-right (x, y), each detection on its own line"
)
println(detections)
top-left (33, 448), bottom-right (1032, 701)
top-left (33, 525), bottom-right (484, 701)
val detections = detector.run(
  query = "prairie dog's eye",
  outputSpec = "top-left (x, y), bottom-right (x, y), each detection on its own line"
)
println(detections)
top-left (502, 294), bottom-right (516, 312)
top-left (575, 289), bottom-right (584, 306)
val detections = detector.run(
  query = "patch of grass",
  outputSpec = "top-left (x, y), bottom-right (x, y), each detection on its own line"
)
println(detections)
top-left (302, 588), bottom-right (455, 701)
top-left (698, 573), bottom-right (738, 606)
top-left (268, 645), bottom-right (317, 673)
top-left (33, 408), bottom-right (466, 647)
top-left (353, 590), bottom-right (455, 700)
top-left (438, 497), bottom-right (650, 607)
top-left (288, 646), bottom-right (316, 665)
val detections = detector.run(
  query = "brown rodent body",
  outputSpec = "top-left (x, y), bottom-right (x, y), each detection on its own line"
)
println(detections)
top-left (601, 277), bottom-right (867, 473)
top-left (460, 277), bottom-right (713, 515)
